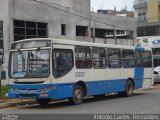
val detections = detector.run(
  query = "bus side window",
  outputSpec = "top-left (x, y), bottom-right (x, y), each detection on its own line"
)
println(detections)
top-left (75, 46), bottom-right (92, 69)
top-left (135, 51), bottom-right (142, 67)
top-left (107, 48), bottom-right (122, 68)
top-left (92, 47), bottom-right (106, 69)
top-left (53, 49), bottom-right (74, 78)
top-left (142, 51), bottom-right (152, 68)
top-left (122, 49), bottom-right (135, 68)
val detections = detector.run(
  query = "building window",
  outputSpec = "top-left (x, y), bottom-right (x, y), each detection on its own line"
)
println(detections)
top-left (76, 26), bottom-right (88, 36)
top-left (13, 20), bottom-right (48, 41)
top-left (95, 28), bottom-right (114, 38)
top-left (138, 11), bottom-right (147, 21)
top-left (0, 21), bottom-right (3, 64)
top-left (61, 24), bottom-right (66, 36)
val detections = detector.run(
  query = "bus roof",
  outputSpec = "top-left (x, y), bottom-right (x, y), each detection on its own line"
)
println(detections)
top-left (11, 38), bottom-right (151, 51)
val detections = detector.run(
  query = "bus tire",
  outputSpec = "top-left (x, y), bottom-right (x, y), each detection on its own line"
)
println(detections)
top-left (36, 99), bottom-right (50, 106)
top-left (69, 84), bottom-right (84, 105)
top-left (124, 80), bottom-right (134, 97)
top-left (118, 80), bottom-right (134, 97)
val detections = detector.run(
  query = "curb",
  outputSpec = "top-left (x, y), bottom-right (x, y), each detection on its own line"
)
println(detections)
top-left (0, 100), bottom-right (37, 109)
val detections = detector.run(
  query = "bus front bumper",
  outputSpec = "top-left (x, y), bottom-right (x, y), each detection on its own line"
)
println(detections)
top-left (8, 83), bottom-right (74, 99)
top-left (8, 90), bottom-right (54, 99)
top-left (8, 84), bottom-right (55, 99)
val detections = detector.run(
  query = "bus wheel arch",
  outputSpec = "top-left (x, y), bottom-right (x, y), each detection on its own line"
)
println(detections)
top-left (69, 81), bottom-right (87, 105)
top-left (118, 78), bottom-right (134, 97)
top-left (125, 78), bottom-right (135, 97)
top-left (128, 78), bottom-right (135, 89)
top-left (75, 81), bottom-right (87, 97)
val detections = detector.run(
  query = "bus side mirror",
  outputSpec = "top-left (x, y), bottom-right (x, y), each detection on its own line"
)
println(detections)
top-left (0, 71), bottom-right (6, 80)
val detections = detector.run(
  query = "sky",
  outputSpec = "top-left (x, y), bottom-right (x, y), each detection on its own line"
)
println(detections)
top-left (91, 0), bottom-right (134, 11)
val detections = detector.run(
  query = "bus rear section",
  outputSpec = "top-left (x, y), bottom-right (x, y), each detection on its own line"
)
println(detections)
top-left (8, 39), bottom-right (153, 105)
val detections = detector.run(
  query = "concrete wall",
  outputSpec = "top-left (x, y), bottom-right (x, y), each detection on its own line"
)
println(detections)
top-left (0, 0), bottom-right (10, 84)
top-left (10, 0), bottom-right (91, 41)
top-left (91, 12), bottom-right (137, 46)
top-left (0, 0), bottom-right (10, 70)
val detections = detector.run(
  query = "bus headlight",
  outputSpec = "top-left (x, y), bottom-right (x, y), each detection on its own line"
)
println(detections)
top-left (10, 88), bottom-right (17, 91)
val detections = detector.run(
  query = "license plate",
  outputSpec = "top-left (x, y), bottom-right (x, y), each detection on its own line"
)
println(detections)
top-left (40, 93), bottom-right (48, 97)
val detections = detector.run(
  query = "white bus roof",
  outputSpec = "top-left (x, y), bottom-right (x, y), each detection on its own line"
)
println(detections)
top-left (11, 38), bottom-right (151, 51)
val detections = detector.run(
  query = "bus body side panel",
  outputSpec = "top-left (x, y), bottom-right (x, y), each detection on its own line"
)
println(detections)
top-left (134, 47), bottom-right (145, 89)
top-left (50, 83), bottom-right (74, 99)
top-left (134, 67), bottom-right (144, 89)
top-left (86, 79), bottom-right (126, 96)
top-left (143, 68), bottom-right (153, 88)
top-left (87, 69), bottom-right (126, 96)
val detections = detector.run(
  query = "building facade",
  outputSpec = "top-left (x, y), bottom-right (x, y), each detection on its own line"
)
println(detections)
top-left (0, 0), bottom-right (136, 72)
top-left (134, 0), bottom-right (160, 37)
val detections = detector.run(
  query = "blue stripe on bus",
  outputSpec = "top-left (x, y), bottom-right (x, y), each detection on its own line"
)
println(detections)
top-left (134, 67), bottom-right (144, 89)
top-left (86, 79), bottom-right (127, 96)
top-left (134, 47), bottom-right (145, 89)
top-left (8, 78), bottom-right (144, 99)
top-left (135, 47), bottom-right (145, 51)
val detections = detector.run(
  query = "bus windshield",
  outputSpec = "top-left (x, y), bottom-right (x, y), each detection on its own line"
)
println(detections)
top-left (10, 49), bottom-right (50, 78)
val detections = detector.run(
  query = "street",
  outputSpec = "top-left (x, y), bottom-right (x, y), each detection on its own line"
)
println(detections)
top-left (0, 85), bottom-right (160, 114)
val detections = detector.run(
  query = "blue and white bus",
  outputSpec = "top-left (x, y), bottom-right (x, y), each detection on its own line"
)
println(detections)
top-left (8, 38), bottom-right (153, 105)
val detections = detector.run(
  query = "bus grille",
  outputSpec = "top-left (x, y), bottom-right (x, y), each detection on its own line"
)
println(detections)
top-left (17, 89), bottom-right (39, 92)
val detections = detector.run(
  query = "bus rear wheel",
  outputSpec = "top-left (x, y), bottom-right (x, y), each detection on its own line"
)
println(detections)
top-left (119, 80), bottom-right (134, 97)
top-left (36, 99), bottom-right (50, 106)
top-left (69, 84), bottom-right (84, 105)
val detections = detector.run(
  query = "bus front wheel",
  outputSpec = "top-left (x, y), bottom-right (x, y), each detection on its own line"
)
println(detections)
top-left (36, 99), bottom-right (50, 106)
top-left (69, 84), bottom-right (84, 105)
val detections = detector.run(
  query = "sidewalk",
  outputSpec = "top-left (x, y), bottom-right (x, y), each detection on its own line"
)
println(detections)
top-left (0, 98), bottom-right (36, 109)
top-left (152, 83), bottom-right (160, 89)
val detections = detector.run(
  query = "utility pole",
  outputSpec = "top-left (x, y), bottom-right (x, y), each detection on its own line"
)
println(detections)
top-left (0, 51), bottom-right (2, 98)
top-left (0, 64), bottom-right (2, 98)
top-left (0, 43), bottom-right (4, 99)
top-left (0, 21), bottom-right (4, 98)
top-left (114, 27), bottom-right (117, 45)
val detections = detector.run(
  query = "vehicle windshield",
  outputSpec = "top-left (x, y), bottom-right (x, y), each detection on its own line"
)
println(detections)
top-left (10, 49), bottom-right (50, 78)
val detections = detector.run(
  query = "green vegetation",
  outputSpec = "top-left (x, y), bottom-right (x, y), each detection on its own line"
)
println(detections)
top-left (0, 85), bottom-right (9, 98)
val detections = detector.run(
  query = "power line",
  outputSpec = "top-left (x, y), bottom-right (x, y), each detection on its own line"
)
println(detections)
top-left (31, 0), bottom-right (134, 31)
top-left (31, 0), bottom-right (159, 36)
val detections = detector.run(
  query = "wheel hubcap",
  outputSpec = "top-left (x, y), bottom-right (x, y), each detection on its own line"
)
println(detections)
top-left (127, 84), bottom-right (133, 95)
top-left (75, 89), bottom-right (82, 100)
